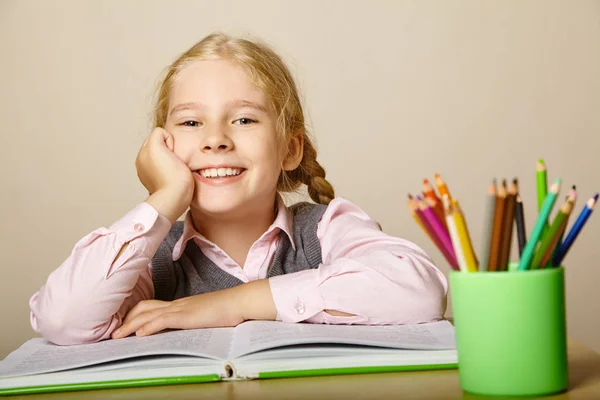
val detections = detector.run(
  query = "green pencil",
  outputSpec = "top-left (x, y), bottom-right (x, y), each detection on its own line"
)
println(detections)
top-left (536, 159), bottom-right (547, 211)
top-left (530, 197), bottom-right (573, 269)
top-left (517, 178), bottom-right (562, 271)
top-left (537, 159), bottom-right (550, 238)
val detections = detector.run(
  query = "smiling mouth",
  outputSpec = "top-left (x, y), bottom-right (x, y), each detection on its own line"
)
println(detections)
top-left (196, 167), bottom-right (246, 178)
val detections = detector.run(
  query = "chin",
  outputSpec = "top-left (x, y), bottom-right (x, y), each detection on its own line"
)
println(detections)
top-left (191, 193), bottom-right (244, 216)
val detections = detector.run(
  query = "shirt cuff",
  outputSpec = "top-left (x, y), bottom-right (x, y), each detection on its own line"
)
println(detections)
top-left (108, 202), bottom-right (172, 258)
top-left (268, 269), bottom-right (326, 323)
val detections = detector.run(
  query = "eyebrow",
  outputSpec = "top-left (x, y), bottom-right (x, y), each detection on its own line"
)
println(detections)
top-left (169, 100), bottom-right (270, 116)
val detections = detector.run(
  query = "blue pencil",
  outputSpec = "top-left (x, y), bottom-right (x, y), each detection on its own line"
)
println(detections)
top-left (517, 178), bottom-right (561, 271)
top-left (552, 193), bottom-right (598, 266)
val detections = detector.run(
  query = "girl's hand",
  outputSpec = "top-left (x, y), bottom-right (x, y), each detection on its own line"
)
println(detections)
top-left (111, 290), bottom-right (244, 339)
top-left (111, 280), bottom-right (277, 339)
top-left (136, 128), bottom-right (195, 223)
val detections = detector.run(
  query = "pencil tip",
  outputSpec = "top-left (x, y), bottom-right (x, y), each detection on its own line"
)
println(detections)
top-left (538, 158), bottom-right (545, 164)
top-left (423, 178), bottom-right (429, 185)
top-left (408, 193), bottom-right (413, 199)
top-left (554, 177), bottom-right (562, 184)
top-left (513, 177), bottom-right (518, 184)
top-left (434, 173), bottom-right (440, 179)
top-left (594, 193), bottom-right (599, 201)
top-left (572, 185), bottom-right (576, 190)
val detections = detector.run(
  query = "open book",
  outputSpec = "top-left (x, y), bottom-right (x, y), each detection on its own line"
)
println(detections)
top-left (0, 320), bottom-right (457, 396)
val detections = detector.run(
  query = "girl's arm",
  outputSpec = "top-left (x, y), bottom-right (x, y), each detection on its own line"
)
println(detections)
top-left (268, 198), bottom-right (448, 325)
top-left (29, 202), bottom-right (171, 345)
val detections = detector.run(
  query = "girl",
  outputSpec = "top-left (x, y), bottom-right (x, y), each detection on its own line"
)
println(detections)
top-left (29, 33), bottom-right (448, 345)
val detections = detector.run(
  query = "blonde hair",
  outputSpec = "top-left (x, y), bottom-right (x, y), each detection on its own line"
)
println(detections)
top-left (153, 33), bottom-right (335, 205)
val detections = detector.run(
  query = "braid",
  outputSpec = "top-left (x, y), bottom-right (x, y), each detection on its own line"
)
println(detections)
top-left (296, 138), bottom-right (335, 205)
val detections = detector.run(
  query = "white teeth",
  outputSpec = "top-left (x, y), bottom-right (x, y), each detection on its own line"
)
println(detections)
top-left (199, 167), bottom-right (243, 178)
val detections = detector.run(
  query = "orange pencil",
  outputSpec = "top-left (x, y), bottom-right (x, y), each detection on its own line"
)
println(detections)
top-left (434, 173), bottom-right (452, 199)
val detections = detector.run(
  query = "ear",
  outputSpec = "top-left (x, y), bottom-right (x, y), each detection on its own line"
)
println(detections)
top-left (282, 132), bottom-right (304, 171)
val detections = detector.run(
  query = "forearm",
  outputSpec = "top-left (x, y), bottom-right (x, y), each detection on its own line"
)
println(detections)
top-left (30, 203), bottom-right (171, 344)
top-left (232, 279), bottom-right (277, 321)
top-left (145, 185), bottom-right (193, 224)
top-left (269, 250), bottom-right (448, 325)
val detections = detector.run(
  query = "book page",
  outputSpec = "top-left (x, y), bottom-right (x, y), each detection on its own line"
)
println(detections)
top-left (0, 327), bottom-right (233, 378)
top-left (228, 320), bottom-right (455, 359)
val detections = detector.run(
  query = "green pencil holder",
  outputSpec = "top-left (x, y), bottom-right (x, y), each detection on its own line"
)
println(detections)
top-left (450, 265), bottom-right (568, 397)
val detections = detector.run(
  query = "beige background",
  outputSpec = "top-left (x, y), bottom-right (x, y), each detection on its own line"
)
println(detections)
top-left (1, 0), bottom-right (599, 359)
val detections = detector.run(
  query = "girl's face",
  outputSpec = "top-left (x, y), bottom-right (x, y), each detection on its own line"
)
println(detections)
top-left (164, 59), bottom-right (300, 218)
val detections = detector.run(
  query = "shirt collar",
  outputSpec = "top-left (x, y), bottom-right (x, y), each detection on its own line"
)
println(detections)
top-left (171, 194), bottom-right (295, 261)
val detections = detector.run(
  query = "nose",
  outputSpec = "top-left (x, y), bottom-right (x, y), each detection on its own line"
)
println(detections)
top-left (200, 126), bottom-right (234, 153)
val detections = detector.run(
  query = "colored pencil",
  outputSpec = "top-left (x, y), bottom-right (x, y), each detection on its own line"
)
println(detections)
top-left (515, 195), bottom-right (527, 256)
top-left (480, 180), bottom-right (497, 271)
top-left (497, 179), bottom-right (517, 271)
top-left (536, 159), bottom-right (547, 211)
top-left (517, 178), bottom-right (562, 271)
top-left (531, 195), bottom-right (575, 269)
top-left (407, 194), bottom-right (434, 242)
top-left (488, 179), bottom-right (507, 272)
top-left (543, 187), bottom-right (576, 267)
top-left (452, 198), bottom-right (478, 272)
top-left (434, 173), bottom-right (452, 199)
top-left (537, 159), bottom-right (550, 238)
top-left (423, 193), bottom-right (448, 231)
top-left (417, 196), bottom-right (459, 270)
top-left (413, 201), bottom-right (448, 259)
top-left (549, 186), bottom-right (576, 266)
top-left (540, 218), bottom-right (569, 268)
top-left (553, 193), bottom-right (598, 266)
top-left (423, 179), bottom-right (447, 229)
top-left (443, 195), bottom-right (468, 272)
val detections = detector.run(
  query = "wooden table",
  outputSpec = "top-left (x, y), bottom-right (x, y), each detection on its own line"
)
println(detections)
top-left (7, 338), bottom-right (600, 399)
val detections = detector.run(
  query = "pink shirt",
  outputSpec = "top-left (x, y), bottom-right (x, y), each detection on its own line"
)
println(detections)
top-left (29, 197), bottom-right (448, 345)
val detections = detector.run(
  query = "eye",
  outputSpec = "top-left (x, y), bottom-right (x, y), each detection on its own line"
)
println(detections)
top-left (180, 120), bottom-right (201, 127)
top-left (233, 118), bottom-right (257, 126)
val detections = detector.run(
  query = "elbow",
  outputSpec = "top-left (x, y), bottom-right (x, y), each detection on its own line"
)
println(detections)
top-left (29, 294), bottom-right (114, 345)
top-left (408, 275), bottom-right (448, 323)
top-left (31, 311), bottom-right (114, 345)
top-left (375, 259), bottom-right (449, 325)
top-left (401, 258), bottom-right (449, 323)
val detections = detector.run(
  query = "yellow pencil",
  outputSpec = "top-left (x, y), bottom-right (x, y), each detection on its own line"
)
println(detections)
top-left (407, 194), bottom-right (434, 242)
top-left (443, 195), bottom-right (468, 272)
top-left (452, 198), bottom-right (479, 272)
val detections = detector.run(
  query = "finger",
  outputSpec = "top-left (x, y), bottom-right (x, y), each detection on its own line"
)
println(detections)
top-left (113, 307), bottom-right (168, 339)
top-left (142, 127), bottom-right (164, 147)
top-left (164, 131), bottom-right (175, 152)
top-left (148, 127), bottom-right (171, 147)
top-left (136, 312), bottom-right (180, 337)
top-left (123, 300), bottom-right (170, 325)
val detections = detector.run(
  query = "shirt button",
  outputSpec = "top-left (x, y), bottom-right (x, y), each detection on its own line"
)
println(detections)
top-left (294, 301), bottom-right (305, 315)
top-left (134, 223), bottom-right (145, 233)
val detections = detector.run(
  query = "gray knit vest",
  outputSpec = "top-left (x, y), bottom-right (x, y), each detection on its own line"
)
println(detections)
top-left (151, 202), bottom-right (328, 301)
